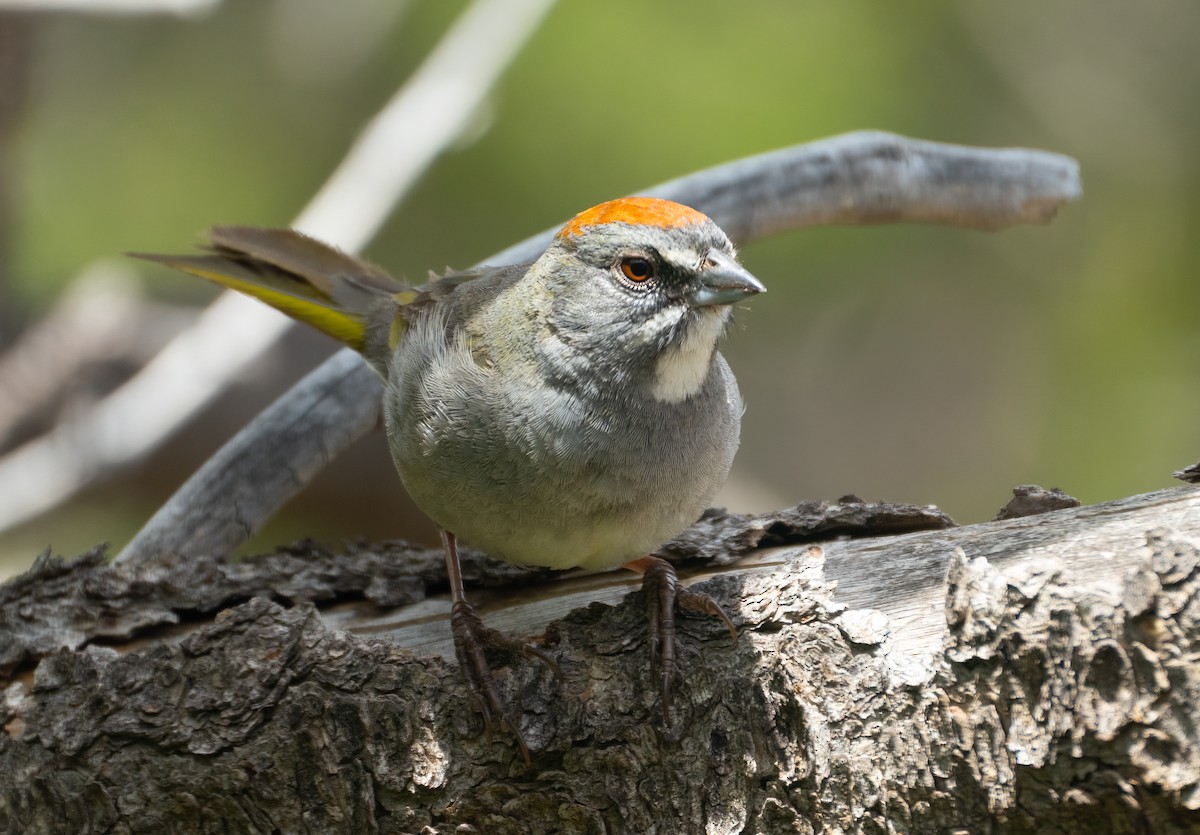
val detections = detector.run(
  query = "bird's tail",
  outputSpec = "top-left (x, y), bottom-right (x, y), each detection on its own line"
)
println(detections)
top-left (131, 226), bottom-right (413, 364)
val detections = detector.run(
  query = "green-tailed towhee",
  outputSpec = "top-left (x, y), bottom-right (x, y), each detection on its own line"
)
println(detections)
top-left (137, 197), bottom-right (765, 761)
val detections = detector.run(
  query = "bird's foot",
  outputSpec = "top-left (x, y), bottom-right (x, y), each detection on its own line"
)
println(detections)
top-left (449, 599), bottom-right (560, 764)
top-left (628, 555), bottom-right (738, 725)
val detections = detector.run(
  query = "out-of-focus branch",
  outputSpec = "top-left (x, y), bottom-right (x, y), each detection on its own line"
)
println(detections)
top-left (0, 0), bottom-right (218, 15)
top-left (291, 0), bottom-right (560, 251)
top-left (0, 0), bottom-right (557, 536)
top-left (0, 14), bottom-right (33, 348)
top-left (0, 263), bottom-right (195, 451)
top-left (488, 130), bottom-right (1082, 266)
top-left (116, 132), bottom-right (1081, 569)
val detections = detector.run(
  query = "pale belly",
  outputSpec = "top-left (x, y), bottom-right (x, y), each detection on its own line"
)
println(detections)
top-left (386, 395), bottom-right (724, 570)
top-left (416, 497), bottom-right (687, 571)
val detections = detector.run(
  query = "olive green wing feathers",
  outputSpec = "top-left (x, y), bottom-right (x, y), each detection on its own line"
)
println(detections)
top-left (131, 226), bottom-right (412, 354)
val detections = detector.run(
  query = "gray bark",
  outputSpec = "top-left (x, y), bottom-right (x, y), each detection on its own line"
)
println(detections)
top-left (3, 486), bottom-right (1199, 833)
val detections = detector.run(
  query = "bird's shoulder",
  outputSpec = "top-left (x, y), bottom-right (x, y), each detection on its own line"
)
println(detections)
top-left (402, 261), bottom-right (531, 325)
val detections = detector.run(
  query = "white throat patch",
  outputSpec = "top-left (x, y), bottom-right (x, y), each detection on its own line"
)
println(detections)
top-left (650, 308), bottom-right (728, 403)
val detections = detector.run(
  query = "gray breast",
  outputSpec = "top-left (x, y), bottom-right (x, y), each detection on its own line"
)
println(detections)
top-left (381, 309), bottom-right (741, 570)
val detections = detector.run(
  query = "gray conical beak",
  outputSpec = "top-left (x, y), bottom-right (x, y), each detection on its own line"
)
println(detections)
top-left (687, 248), bottom-right (766, 308)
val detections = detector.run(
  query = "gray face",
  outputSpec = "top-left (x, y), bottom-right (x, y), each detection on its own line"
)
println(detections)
top-left (541, 220), bottom-right (757, 378)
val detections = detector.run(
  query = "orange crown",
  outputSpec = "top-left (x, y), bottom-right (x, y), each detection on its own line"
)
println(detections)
top-left (557, 197), bottom-right (710, 239)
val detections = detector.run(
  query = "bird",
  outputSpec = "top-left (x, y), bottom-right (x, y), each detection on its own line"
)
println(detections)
top-left (134, 197), bottom-right (765, 761)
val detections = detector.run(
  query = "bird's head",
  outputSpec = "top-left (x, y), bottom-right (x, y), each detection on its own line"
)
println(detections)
top-left (534, 197), bottom-right (765, 400)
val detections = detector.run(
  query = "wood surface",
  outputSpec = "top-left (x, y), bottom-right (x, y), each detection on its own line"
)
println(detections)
top-left (3, 485), bottom-right (1198, 833)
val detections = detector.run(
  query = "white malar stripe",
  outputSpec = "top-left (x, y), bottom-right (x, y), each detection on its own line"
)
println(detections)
top-left (650, 308), bottom-right (728, 403)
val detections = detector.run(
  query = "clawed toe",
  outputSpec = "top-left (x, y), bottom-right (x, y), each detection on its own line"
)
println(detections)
top-left (677, 587), bottom-right (738, 642)
top-left (442, 529), bottom-right (557, 764)
top-left (449, 599), bottom-right (557, 764)
top-left (629, 555), bottom-right (738, 725)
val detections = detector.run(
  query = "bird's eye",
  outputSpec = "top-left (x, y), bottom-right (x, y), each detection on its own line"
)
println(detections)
top-left (620, 256), bottom-right (655, 283)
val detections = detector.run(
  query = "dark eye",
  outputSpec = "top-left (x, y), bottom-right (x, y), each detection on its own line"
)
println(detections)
top-left (620, 256), bottom-right (655, 283)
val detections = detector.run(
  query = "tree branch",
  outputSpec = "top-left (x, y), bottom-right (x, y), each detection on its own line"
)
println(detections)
top-left (3, 485), bottom-right (1196, 832)
top-left (1, 499), bottom-right (954, 674)
top-left (0, 0), bottom-right (218, 14)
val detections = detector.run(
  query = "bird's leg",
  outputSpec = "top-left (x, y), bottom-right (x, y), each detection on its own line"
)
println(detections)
top-left (442, 529), bottom-right (560, 764)
top-left (623, 555), bottom-right (738, 725)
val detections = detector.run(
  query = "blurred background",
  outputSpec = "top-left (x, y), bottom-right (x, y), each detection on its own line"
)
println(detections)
top-left (0, 0), bottom-right (1197, 579)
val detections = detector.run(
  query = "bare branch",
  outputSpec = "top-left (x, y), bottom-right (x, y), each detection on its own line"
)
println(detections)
top-left (6, 498), bottom-right (954, 671)
top-left (117, 132), bottom-right (1082, 569)
top-left (0, 0), bottom-right (219, 14)
top-left (0, 263), bottom-right (178, 451)
top-left (0, 0), bottom-right (556, 536)
top-left (292, 0), bottom-right (559, 252)
top-left (114, 349), bottom-right (382, 571)
top-left (488, 131), bottom-right (1082, 266)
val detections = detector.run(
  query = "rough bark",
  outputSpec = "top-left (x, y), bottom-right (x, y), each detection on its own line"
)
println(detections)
top-left (2, 486), bottom-right (1199, 833)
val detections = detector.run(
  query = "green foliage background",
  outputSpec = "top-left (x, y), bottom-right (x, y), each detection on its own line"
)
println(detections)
top-left (2, 1), bottom-right (1198, 573)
